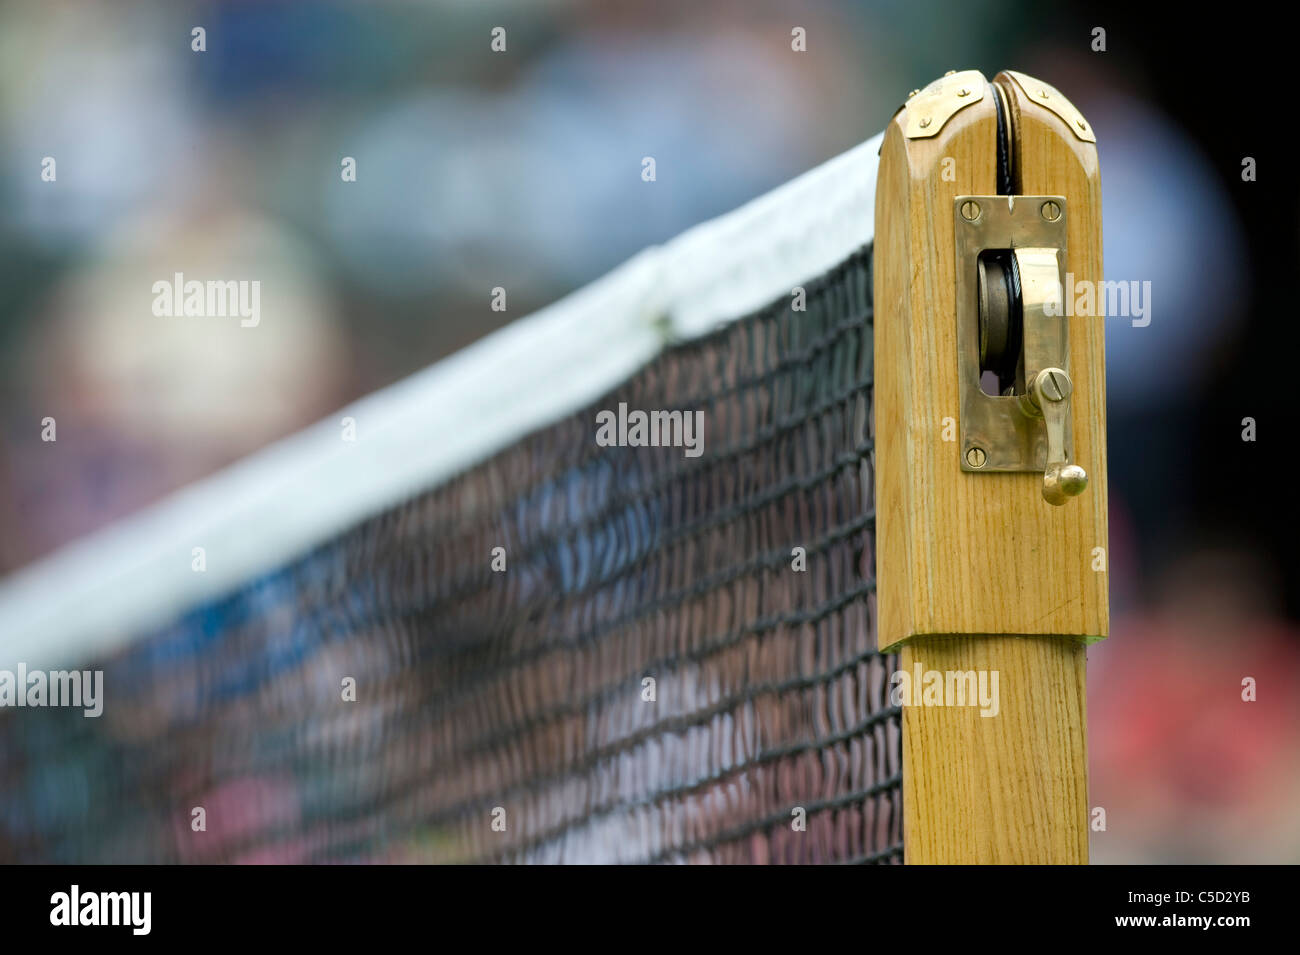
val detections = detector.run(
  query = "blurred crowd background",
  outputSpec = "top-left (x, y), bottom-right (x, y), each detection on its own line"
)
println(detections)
top-left (1, 0), bottom-right (1296, 863)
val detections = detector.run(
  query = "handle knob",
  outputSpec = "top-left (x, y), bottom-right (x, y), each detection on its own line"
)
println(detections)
top-left (1027, 367), bottom-right (1087, 505)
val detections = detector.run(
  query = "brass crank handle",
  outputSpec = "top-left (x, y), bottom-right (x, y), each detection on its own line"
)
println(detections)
top-left (1024, 367), bottom-right (1088, 506)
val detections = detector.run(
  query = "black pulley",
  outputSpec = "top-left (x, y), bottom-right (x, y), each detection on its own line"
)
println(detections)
top-left (976, 251), bottom-right (1022, 395)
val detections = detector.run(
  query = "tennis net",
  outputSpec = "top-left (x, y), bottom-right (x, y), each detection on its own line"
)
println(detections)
top-left (0, 134), bottom-right (900, 864)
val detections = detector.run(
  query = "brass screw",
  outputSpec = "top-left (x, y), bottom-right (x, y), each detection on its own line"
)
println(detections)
top-left (960, 200), bottom-right (981, 221)
top-left (908, 89), bottom-right (920, 98)
top-left (919, 116), bottom-right (932, 128)
top-left (1029, 369), bottom-right (1071, 402)
top-left (1041, 200), bottom-right (1061, 221)
top-left (945, 70), bottom-right (956, 76)
top-left (957, 87), bottom-right (970, 97)
top-left (1039, 89), bottom-right (1050, 98)
top-left (1077, 119), bottom-right (1087, 130)
top-left (966, 447), bottom-right (987, 468)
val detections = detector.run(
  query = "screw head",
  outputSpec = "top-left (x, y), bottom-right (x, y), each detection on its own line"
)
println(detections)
top-left (1041, 200), bottom-right (1061, 221)
top-left (1076, 119), bottom-right (1087, 130)
top-left (966, 447), bottom-right (987, 468)
top-left (960, 200), bottom-right (981, 221)
top-left (1032, 367), bottom-right (1072, 404)
top-left (944, 70), bottom-right (956, 76)
top-left (1040, 370), bottom-right (1066, 401)
top-left (908, 89), bottom-right (920, 98)
top-left (957, 87), bottom-right (970, 97)
top-left (1039, 89), bottom-right (1050, 98)
top-left (919, 116), bottom-right (932, 128)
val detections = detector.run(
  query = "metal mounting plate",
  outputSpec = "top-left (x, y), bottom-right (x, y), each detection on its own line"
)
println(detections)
top-left (1003, 71), bottom-right (1096, 143)
top-left (903, 69), bottom-right (986, 139)
top-left (955, 195), bottom-right (1071, 473)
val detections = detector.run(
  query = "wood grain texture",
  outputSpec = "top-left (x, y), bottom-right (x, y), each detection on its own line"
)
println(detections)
top-left (874, 73), bottom-right (1108, 652)
top-left (874, 70), bottom-right (1105, 863)
top-left (900, 636), bottom-right (1089, 863)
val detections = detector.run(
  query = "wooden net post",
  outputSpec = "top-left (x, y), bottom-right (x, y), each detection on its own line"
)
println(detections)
top-left (874, 69), bottom-right (1108, 863)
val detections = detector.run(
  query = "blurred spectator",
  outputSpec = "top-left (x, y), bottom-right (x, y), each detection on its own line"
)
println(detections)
top-left (0, 0), bottom-right (1295, 865)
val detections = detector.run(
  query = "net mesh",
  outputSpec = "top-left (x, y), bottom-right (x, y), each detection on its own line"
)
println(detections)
top-left (0, 246), bottom-right (901, 864)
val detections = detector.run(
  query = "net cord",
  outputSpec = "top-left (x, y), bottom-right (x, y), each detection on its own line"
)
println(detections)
top-left (0, 133), bottom-right (883, 669)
